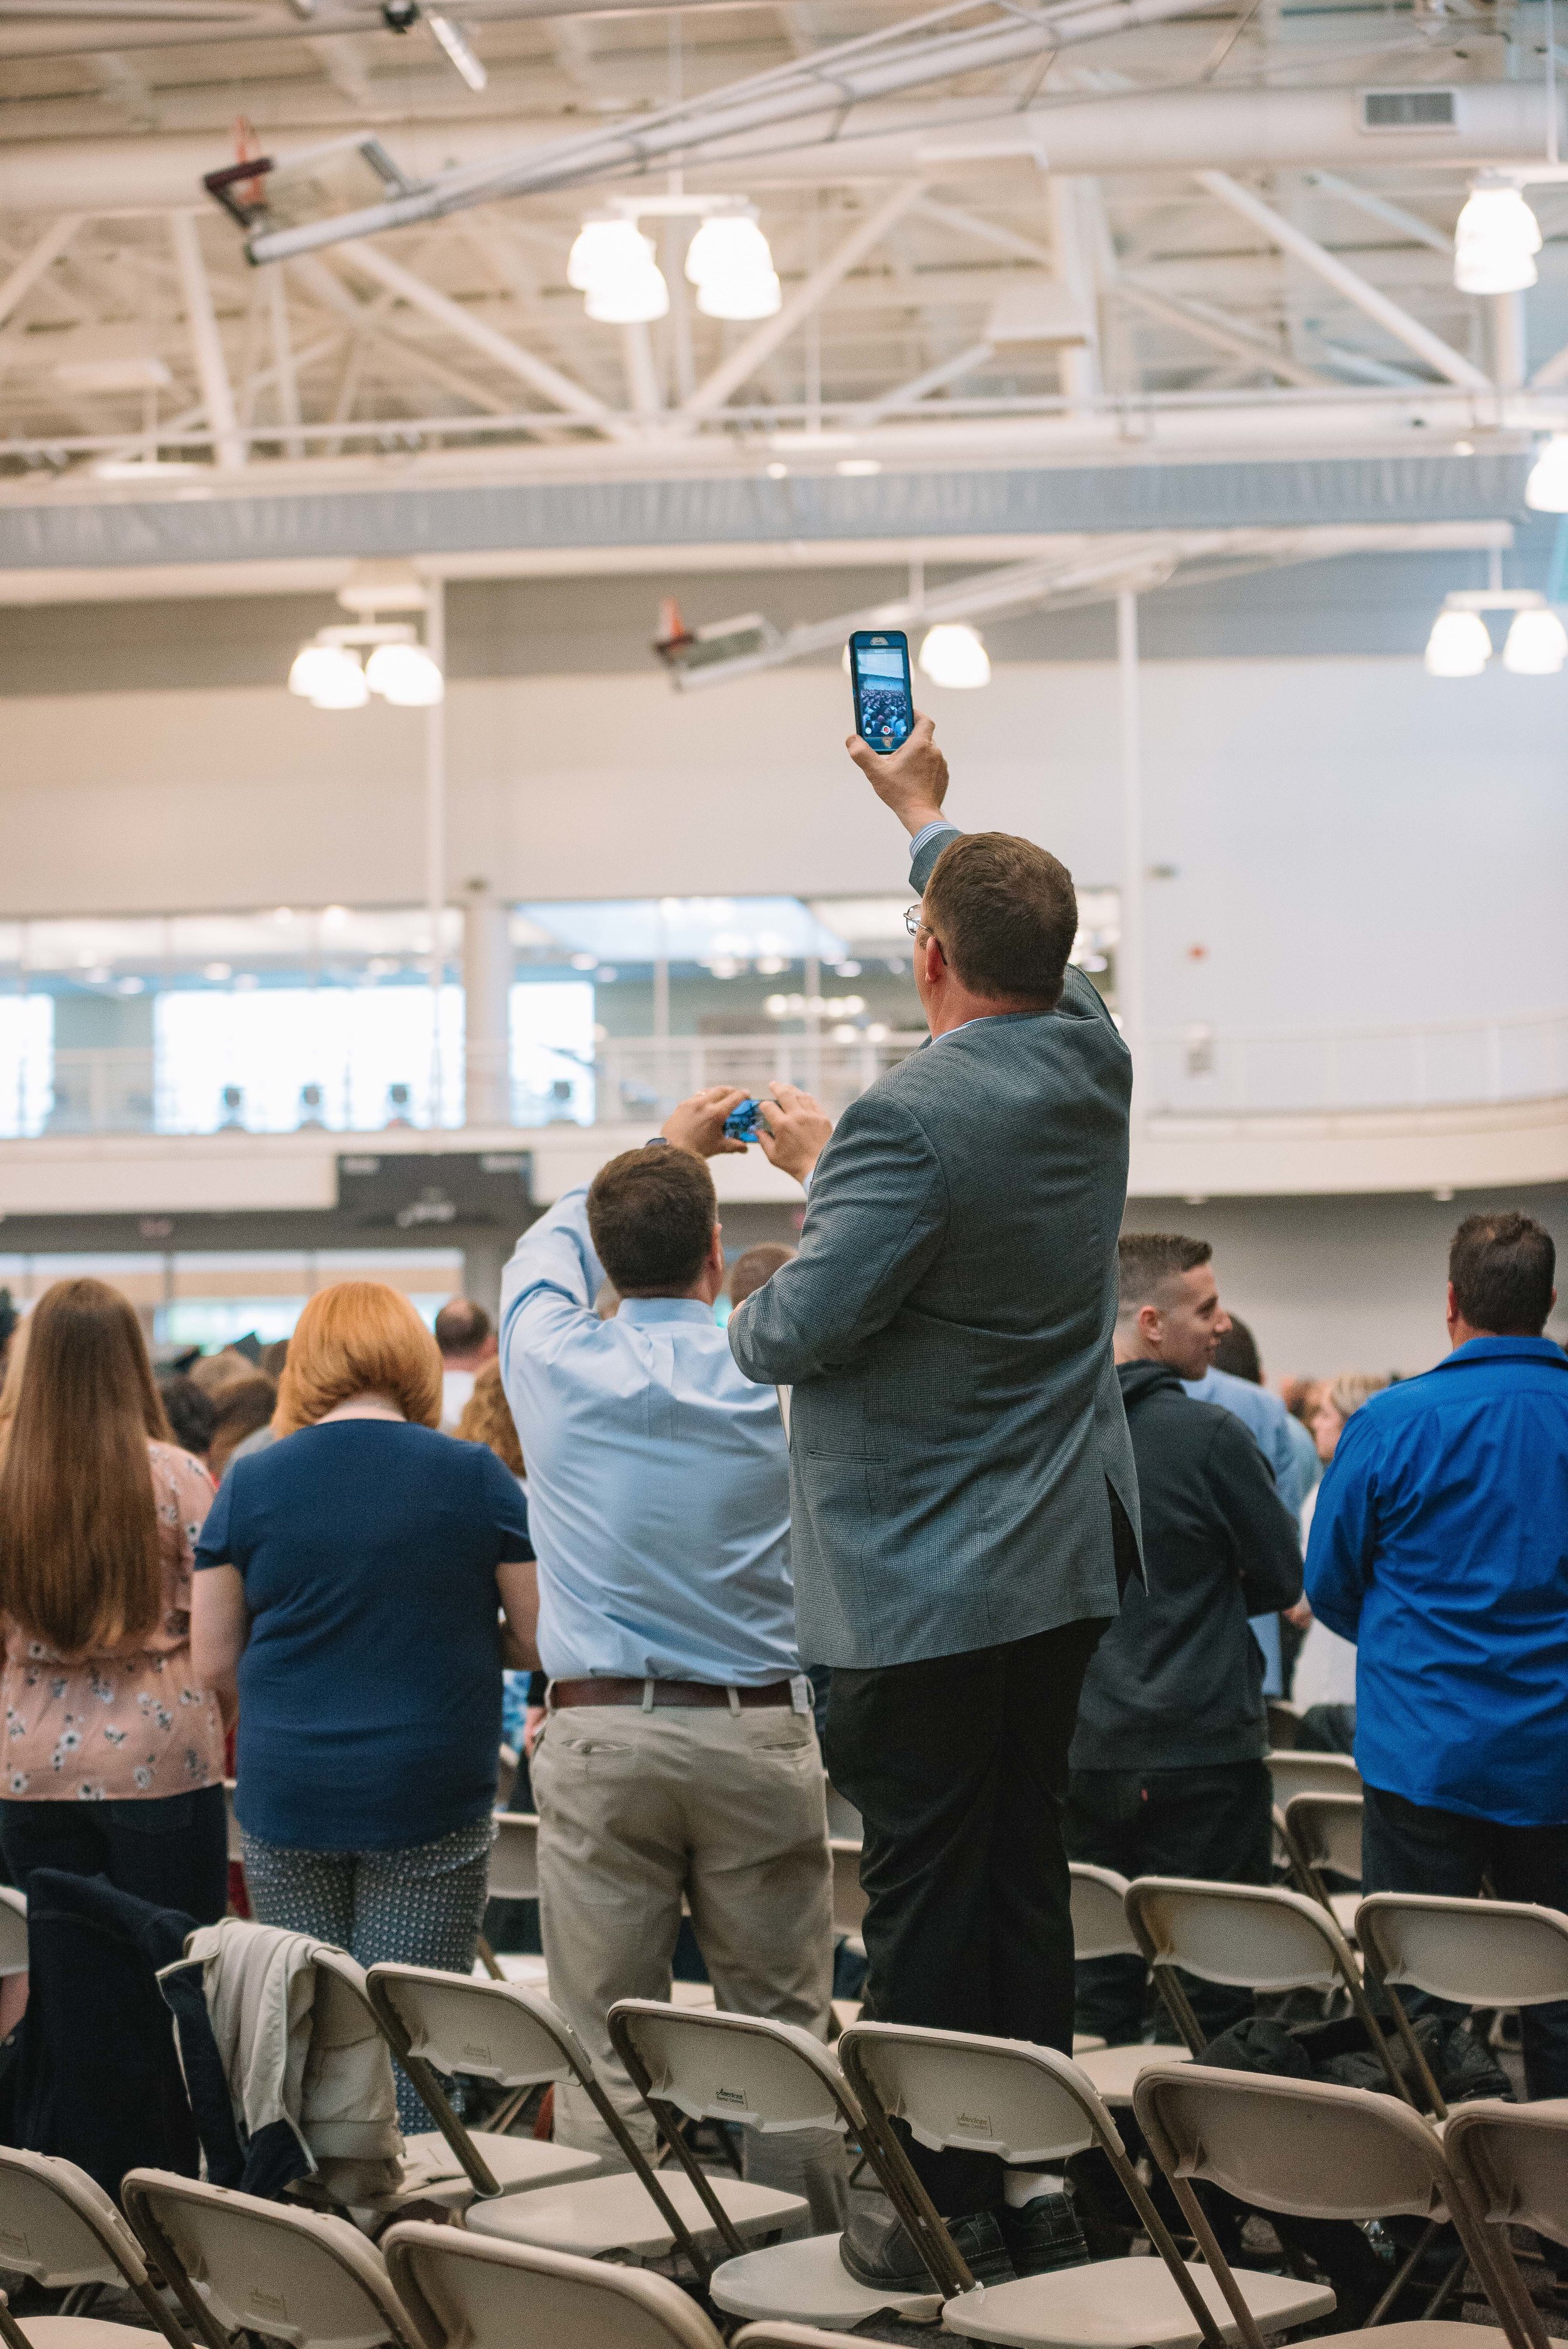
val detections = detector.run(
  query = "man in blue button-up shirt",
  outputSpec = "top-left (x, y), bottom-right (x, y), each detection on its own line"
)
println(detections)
top-left (1306, 1210), bottom-right (1568, 2096)
top-left (499, 1095), bottom-right (839, 2214)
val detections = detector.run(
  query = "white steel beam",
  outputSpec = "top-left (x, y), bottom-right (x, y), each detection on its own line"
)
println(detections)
top-left (1301, 171), bottom-right (1453, 256)
top-left (682, 181), bottom-right (924, 419)
top-left (265, 263), bottom-right (304, 458)
top-left (852, 340), bottom-right (994, 425)
top-left (622, 324), bottom-right (662, 418)
top-left (336, 238), bottom-right (634, 439)
top-left (0, 213), bottom-right (82, 332)
top-left (1114, 276), bottom-right (1331, 388)
top-left (168, 211), bottom-right (245, 470)
top-left (1195, 170), bottom-right (1491, 393)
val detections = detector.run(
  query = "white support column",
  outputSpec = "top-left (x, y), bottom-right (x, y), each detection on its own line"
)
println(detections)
top-left (1116, 590), bottom-right (1146, 1137)
top-left (169, 212), bottom-right (245, 470)
top-left (622, 322), bottom-right (663, 417)
top-left (1491, 292), bottom-right (1528, 392)
top-left (425, 578), bottom-right (449, 1127)
top-left (1047, 176), bottom-right (1099, 410)
top-left (462, 885), bottom-right (513, 1128)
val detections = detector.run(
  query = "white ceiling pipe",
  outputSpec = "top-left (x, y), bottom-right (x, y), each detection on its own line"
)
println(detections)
top-left (1, 80), bottom-right (1561, 216)
top-left (242, 0), bottom-right (1270, 261)
top-left (0, 0), bottom-right (763, 64)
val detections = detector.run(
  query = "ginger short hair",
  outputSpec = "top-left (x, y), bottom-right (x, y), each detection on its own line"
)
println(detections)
top-left (275, 1282), bottom-right (443, 1434)
top-left (922, 831), bottom-right (1079, 1006)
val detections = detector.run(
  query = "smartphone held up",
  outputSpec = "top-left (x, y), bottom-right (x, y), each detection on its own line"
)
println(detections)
top-left (849, 630), bottom-right (914, 754)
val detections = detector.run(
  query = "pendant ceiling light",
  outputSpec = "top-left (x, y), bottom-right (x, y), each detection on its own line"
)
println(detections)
top-left (918, 623), bottom-right (992, 689)
top-left (1423, 609), bottom-right (1493, 677)
top-left (1502, 607), bottom-right (1568, 674)
top-left (686, 213), bottom-right (781, 321)
top-left (365, 642), bottom-right (445, 706)
top-left (568, 218), bottom-right (669, 325)
top-left (289, 642), bottom-right (369, 708)
top-left (1525, 435), bottom-right (1568, 512)
top-left (1453, 183), bottom-right (1542, 294)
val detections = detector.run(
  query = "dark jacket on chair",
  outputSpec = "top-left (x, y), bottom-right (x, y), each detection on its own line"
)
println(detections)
top-left (0, 1869), bottom-right (200, 2195)
top-left (1071, 1362), bottom-right (1303, 1773)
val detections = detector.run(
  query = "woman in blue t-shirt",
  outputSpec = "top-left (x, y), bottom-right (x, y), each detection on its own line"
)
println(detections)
top-left (191, 1281), bottom-right (536, 2126)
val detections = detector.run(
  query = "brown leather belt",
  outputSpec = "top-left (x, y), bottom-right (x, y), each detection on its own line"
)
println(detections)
top-left (550, 1676), bottom-right (796, 1710)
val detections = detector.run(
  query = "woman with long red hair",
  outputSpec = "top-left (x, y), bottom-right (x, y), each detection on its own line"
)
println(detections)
top-left (0, 1279), bottom-right (226, 1921)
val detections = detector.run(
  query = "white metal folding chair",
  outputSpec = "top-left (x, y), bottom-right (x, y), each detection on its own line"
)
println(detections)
top-left (828, 1842), bottom-right (866, 1943)
top-left (824, 1787), bottom-right (861, 1843)
top-left (1135, 2062), bottom-right (1532, 2349)
top-left (366, 1965), bottom-right (803, 2271)
top-left (1266, 1751), bottom-right (1363, 1809)
top-left (1064, 1864), bottom-right (1190, 2091)
top-left (1355, 1894), bottom-right (1568, 2121)
top-left (608, 1997), bottom-right (941, 2329)
top-left (384, 2221), bottom-right (726, 2349)
top-left (0, 2148), bottom-right (197, 2349)
top-left (1280, 1791), bottom-right (1364, 1937)
top-left (839, 2020), bottom-right (1335, 2347)
top-left (0, 1885), bottom-right (29, 1974)
top-left (1445, 2100), bottom-right (1568, 2349)
top-left (302, 1946), bottom-right (598, 2212)
top-left (122, 2168), bottom-right (425, 2349)
top-left (474, 1810), bottom-right (539, 1985)
top-left (1124, 1877), bottom-right (1410, 2100)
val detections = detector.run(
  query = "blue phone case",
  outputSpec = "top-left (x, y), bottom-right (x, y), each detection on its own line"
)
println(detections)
top-left (723, 1098), bottom-right (764, 1142)
top-left (850, 630), bottom-right (914, 753)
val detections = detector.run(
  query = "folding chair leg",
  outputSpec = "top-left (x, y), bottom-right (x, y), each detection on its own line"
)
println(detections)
top-left (475, 1936), bottom-right (505, 1982)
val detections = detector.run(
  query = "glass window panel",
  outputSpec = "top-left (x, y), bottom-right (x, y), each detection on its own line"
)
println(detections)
top-left (519, 898), bottom-right (848, 965)
top-left (0, 995), bottom-right (54, 1139)
top-left (155, 985), bottom-right (464, 1133)
top-left (510, 981), bottom-right (595, 1125)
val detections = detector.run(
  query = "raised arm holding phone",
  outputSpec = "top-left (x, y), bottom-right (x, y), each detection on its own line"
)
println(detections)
top-left (726, 701), bottom-right (1142, 2293)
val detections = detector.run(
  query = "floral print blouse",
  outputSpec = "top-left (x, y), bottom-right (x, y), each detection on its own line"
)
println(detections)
top-left (2, 1441), bottom-right (225, 1803)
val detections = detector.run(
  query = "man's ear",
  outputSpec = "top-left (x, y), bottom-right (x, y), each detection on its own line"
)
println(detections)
top-left (1137, 1302), bottom-right (1163, 1351)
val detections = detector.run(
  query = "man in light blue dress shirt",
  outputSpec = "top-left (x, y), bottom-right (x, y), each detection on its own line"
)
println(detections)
top-left (1180, 1319), bottom-right (1305, 1696)
top-left (499, 1096), bottom-right (839, 2212)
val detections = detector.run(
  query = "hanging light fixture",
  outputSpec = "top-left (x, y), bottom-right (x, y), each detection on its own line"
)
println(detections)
top-left (686, 212), bottom-right (781, 321)
top-left (1525, 435), bottom-right (1568, 512)
top-left (568, 217), bottom-right (669, 324)
top-left (289, 642), bottom-right (369, 708)
top-left (1423, 608), bottom-right (1493, 677)
top-left (1453, 183), bottom-right (1542, 294)
top-left (366, 641), bottom-right (445, 705)
top-left (919, 623), bottom-right (991, 689)
top-left (1502, 606), bottom-right (1568, 674)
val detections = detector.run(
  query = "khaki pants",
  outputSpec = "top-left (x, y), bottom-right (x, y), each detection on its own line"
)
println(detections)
top-left (531, 1699), bottom-right (846, 2228)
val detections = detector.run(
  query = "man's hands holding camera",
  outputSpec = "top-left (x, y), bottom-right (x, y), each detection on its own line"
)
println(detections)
top-left (847, 711), bottom-right (949, 839)
top-left (663, 1081), bottom-right (831, 1189)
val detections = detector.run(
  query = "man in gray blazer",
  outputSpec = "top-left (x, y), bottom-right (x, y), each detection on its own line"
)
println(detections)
top-left (728, 714), bottom-right (1138, 2292)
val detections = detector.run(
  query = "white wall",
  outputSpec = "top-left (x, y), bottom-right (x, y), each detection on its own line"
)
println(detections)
top-left (6, 652), bottom-right (1567, 1034)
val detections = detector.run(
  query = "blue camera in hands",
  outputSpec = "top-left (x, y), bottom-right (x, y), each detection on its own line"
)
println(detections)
top-left (724, 1098), bottom-right (766, 1143)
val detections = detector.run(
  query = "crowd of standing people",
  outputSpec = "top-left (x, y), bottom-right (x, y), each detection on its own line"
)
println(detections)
top-left (0, 712), bottom-right (1560, 2299)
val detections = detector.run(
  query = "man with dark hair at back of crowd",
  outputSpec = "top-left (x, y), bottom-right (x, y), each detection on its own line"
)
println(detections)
top-left (1067, 1233), bottom-right (1303, 2048)
top-left (497, 1101), bottom-right (840, 2222)
top-left (1308, 1209), bottom-right (1568, 2097)
top-left (435, 1296), bottom-right (497, 1429)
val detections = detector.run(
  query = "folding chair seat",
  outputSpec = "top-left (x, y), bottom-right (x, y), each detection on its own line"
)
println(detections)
top-left (122, 2170), bottom-right (423, 2349)
top-left (839, 2021), bottom-right (1335, 2348)
top-left (366, 1966), bottom-right (803, 2266)
top-left (1446, 2101), bottom-right (1568, 2349)
top-left (1280, 1791), bottom-right (1364, 1938)
top-left (1356, 1894), bottom-right (1568, 2120)
top-left (386, 2221), bottom-right (728, 2349)
top-left (1064, 1867), bottom-right (1188, 2101)
top-left (305, 1948), bottom-right (600, 2210)
top-left (1125, 1876), bottom-right (1411, 2099)
top-left (0, 2148), bottom-right (196, 2349)
top-left (1135, 2062), bottom-right (1533, 2349)
top-left (1266, 1751), bottom-right (1362, 1808)
top-left (608, 1998), bottom-right (941, 2328)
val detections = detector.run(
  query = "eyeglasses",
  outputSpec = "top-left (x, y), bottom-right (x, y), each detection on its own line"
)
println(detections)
top-left (903, 904), bottom-right (923, 938)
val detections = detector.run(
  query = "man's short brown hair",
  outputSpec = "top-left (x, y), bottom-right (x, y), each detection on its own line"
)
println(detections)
top-left (923, 832), bottom-right (1078, 1005)
top-left (1117, 1232), bottom-right (1212, 1315)
top-left (1449, 1211), bottom-right (1555, 1336)
top-left (588, 1147), bottom-right (717, 1295)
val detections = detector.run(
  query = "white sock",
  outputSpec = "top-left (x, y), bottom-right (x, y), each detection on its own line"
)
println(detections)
top-left (1003, 2169), bottom-right (1064, 2208)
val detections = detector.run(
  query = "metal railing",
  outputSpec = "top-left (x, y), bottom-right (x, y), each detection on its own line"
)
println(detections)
top-left (1147, 1009), bottom-right (1568, 1116)
top-left (3, 1015), bottom-right (1564, 1139)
